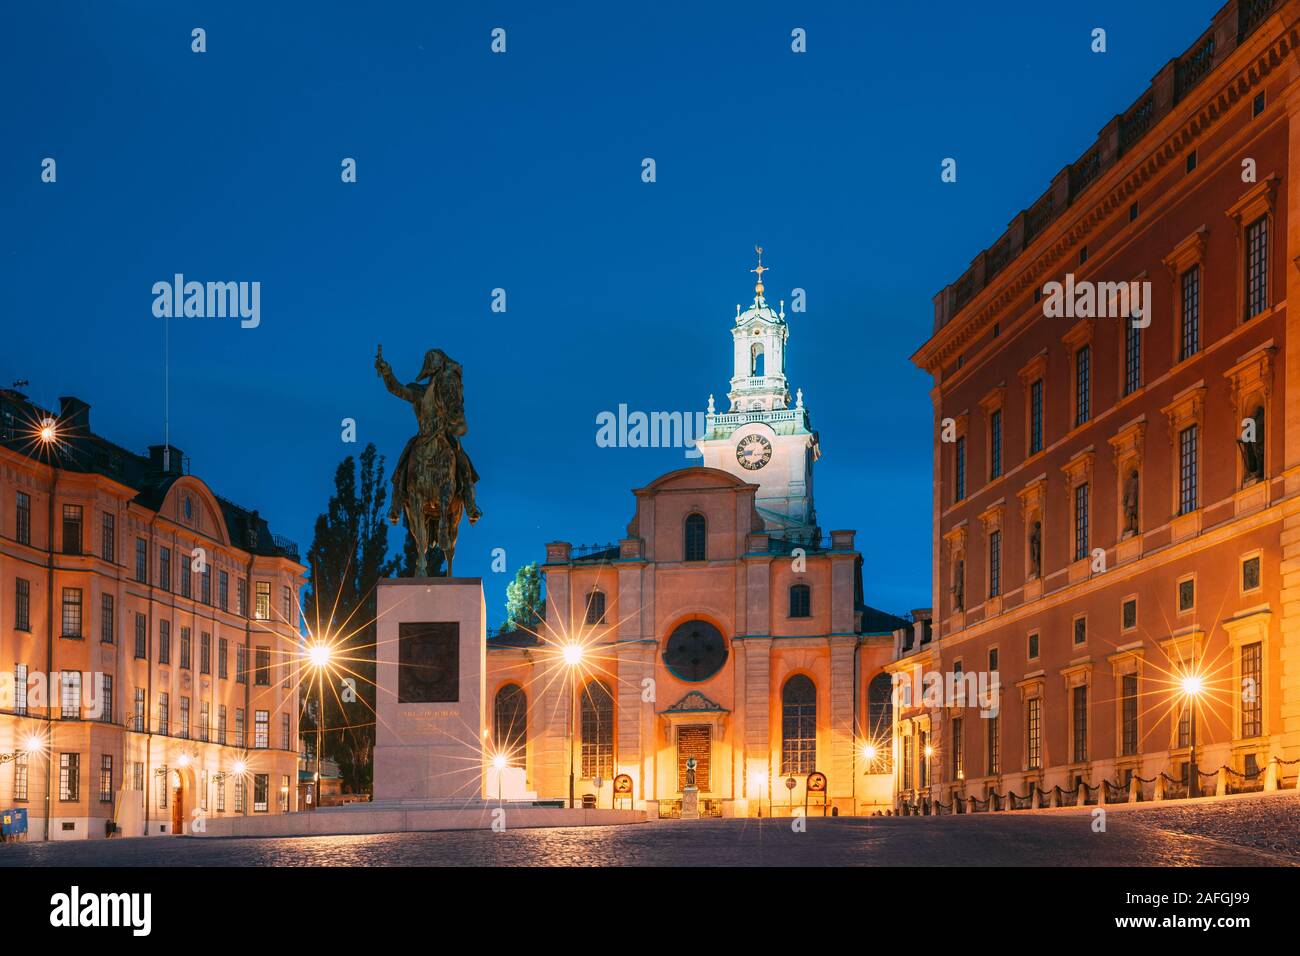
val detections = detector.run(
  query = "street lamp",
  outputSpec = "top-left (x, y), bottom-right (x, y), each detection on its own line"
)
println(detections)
top-left (749, 769), bottom-right (768, 818)
top-left (0, 735), bottom-right (43, 765)
top-left (492, 753), bottom-right (507, 802)
top-left (1181, 673), bottom-right (1204, 798)
top-left (307, 642), bottom-right (333, 811)
top-left (561, 642), bottom-right (584, 809)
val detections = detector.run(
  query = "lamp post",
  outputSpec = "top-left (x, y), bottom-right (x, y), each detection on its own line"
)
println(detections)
top-left (308, 643), bottom-right (332, 811)
top-left (37, 416), bottom-right (58, 842)
top-left (492, 753), bottom-right (506, 803)
top-left (1181, 674), bottom-right (1204, 798)
top-left (559, 642), bottom-right (585, 806)
top-left (561, 643), bottom-right (584, 809)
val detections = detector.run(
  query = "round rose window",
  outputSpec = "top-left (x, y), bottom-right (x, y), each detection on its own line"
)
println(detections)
top-left (662, 620), bottom-right (728, 682)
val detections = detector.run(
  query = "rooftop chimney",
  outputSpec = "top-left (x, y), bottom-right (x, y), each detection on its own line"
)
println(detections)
top-left (148, 444), bottom-right (185, 477)
top-left (58, 396), bottom-right (90, 432)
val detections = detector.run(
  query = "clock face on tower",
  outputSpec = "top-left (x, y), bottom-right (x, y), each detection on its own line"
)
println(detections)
top-left (735, 433), bottom-right (772, 470)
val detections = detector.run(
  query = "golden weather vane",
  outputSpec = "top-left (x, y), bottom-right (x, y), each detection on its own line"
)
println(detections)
top-left (750, 244), bottom-right (769, 297)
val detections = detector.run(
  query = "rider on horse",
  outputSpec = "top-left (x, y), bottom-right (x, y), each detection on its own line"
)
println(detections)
top-left (376, 346), bottom-right (483, 530)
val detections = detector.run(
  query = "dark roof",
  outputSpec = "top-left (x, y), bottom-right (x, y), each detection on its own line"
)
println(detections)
top-left (858, 604), bottom-right (911, 634)
top-left (0, 388), bottom-right (297, 562)
top-left (486, 627), bottom-right (540, 648)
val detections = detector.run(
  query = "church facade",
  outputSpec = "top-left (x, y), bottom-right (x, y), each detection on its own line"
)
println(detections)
top-left (486, 258), bottom-right (905, 816)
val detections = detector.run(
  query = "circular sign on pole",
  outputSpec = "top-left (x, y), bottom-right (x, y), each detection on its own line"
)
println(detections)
top-left (806, 771), bottom-right (827, 793)
top-left (613, 773), bottom-right (633, 794)
top-left (785, 776), bottom-right (797, 791)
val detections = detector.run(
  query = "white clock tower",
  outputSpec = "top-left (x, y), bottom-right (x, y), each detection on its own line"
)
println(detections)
top-left (697, 248), bottom-right (820, 542)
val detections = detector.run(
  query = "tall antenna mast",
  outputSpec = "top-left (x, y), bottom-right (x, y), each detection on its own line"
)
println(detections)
top-left (163, 311), bottom-right (170, 472)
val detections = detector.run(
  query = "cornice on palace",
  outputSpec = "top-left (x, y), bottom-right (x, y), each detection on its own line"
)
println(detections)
top-left (913, 17), bottom-right (1300, 375)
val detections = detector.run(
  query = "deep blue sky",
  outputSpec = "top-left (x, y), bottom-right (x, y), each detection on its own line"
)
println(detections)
top-left (2, 1), bottom-right (1222, 624)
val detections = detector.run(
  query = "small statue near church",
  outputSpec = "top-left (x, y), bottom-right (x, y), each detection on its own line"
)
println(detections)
top-left (951, 559), bottom-right (965, 612)
top-left (685, 757), bottom-right (697, 789)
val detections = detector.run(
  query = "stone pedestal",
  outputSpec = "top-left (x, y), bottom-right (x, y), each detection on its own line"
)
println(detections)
top-left (680, 787), bottom-right (700, 820)
top-left (373, 577), bottom-right (486, 803)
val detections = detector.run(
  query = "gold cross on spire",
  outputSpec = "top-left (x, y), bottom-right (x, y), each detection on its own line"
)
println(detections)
top-left (750, 244), bottom-right (769, 298)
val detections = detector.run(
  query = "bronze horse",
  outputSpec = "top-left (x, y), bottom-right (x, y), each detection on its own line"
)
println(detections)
top-left (375, 346), bottom-right (481, 577)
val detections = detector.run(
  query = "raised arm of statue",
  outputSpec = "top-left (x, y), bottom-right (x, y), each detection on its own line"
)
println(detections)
top-left (375, 344), bottom-right (418, 403)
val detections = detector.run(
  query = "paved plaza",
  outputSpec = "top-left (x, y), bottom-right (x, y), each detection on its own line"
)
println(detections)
top-left (3, 792), bottom-right (1297, 867)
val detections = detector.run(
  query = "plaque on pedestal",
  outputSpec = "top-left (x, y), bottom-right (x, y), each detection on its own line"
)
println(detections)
top-left (681, 788), bottom-right (700, 820)
top-left (373, 577), bottom-right (486, 803)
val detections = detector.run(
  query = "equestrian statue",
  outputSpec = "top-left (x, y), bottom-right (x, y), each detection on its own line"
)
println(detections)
top-left (375, 345), bottom-right (482, 577)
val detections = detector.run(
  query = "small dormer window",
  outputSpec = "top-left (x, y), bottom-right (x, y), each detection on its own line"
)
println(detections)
top-left (183, 495), bottom-right (193, 521)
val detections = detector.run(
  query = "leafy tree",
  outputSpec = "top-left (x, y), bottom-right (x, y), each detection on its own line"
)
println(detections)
top-left (301, 443), bottom-right (397, 795)
top-left (505, 562), bottom-right (542, 631)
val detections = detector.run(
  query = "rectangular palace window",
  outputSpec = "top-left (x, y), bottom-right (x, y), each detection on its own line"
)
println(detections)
top-left (14, 664), bottom-right (27, 715)
top-left (99, 755), bottom-right (113, 803)
top-left (101, 512), bottom-right (115, 562)
top-left (16, 492), bottom-right (31, 545)
top-left (954, 436), bottom-right (966, 502)
top-left (1179, 425), bottom-right (1198, 514)
top-left (1241, 642), bottom-right (1263, 738)
top-left (1180, 266), bottom-right (1200, 359)
top-left (1027, 698), bottom-right (1042, 770)
top-left (1245, 215), bottom-right (1269, 319)
top-left (1121, 674), bottom-right (1138, 756)
top-left (100, 594), bottom-right (114, 643)
top-left (989, 409), bottom-right (1002, 479)
top-left (59, 752), bottom-right (79, 801)
top-left (62, 504), bottom-right (82, 555)
top-left (61, 587), bottom-right (82, 637)
top-left (1029, 380), bottom-right (1044, 454)
top-left (987, 715), bottom-right (1000, 775)
top-left (1072, 685), bottom-right (1088, 762)
top-left (1075, 345), bottom-right (1091, 426)
top-left (15, 579), bottom-right (30, 632)
top-left (988, 531), bottom-right (1001, 598)
top-left (14, 753), bottom-right (28, 801)
top-left (951, 717), bottom-right (964, 780)
top-left (255, 710), bottom-right (269, 749)
top-left (1125, 322), bottom-right (1141, 395)
top-left (1074, 483), bottom-right (1089, 561)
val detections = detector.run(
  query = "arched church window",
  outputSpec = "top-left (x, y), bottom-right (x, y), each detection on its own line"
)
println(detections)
top-left (684, 513), bottom-right (706, 561)
top-left (867, 673), bottom-right (894, 771)
top-left (493, 683), bottom-right (527, 766)
top-left (781, 674), bottom-right (817, 775)
top-left (580, 680), bottom-right (614, 779)
top-left (789, 584), bottom-right (811, 618)
top-left (751, 342), bottom-right (765, 377)
top-left (585, 590), bottom-right (606, 625)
